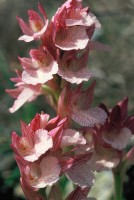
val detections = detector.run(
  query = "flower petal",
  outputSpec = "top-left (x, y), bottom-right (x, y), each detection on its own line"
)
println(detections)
top-left (16, 16), bottom-right (33, 35)
top-left (89, 41), bottom-right (111, 51)
top-left (72, 107), bottom-right (107, 127)
top-left (9, 87), bottom-right (35, 113)
top-left (18, 35), bottom-right (34, 42)
top-left (55, 26), bottom-right (89, 50)
top-left (33, 156), bottom-right (61, 188)
top-left (22, 61), bottom-right (58, 85)
top-left (23, 153), bottom-right (39, 162)
top-left (102, 127), bottom-right (132, 150)
top-left (61, 129), bottom-right (86, 147)
top-left (125, 115), bottom-right (134, 133)
top-left (88, 148), bottom-right (120, 171)
top-left (66, 161), bottom-right (94, 188)
top-left (58, 67), bottom-right (92, 84)
top-left (20, 177), bottom-right (45, 200)
top-left (34, 129), bottom-right (53, 157)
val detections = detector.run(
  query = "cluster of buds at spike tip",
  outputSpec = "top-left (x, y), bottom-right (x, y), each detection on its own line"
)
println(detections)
top-left (7, 0), bottom-right (134, 199)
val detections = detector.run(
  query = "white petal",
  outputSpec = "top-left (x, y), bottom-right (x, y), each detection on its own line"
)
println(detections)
top-left (34, 129), bottom-right (53, 157)
top-left (82, 13), bottom-right (101, 28)
top-left (66, 12), bottom-right (100, 28)
top-left (23, 153), bottom-right (38, 162)
top-left (9, 88), bottom-right (34, 113)
top-left (61, 129), bottom-right (86, 147)
top-left (22, 61), bottom-right (58, 85)
top-left (18, 35), bottom-right (34, 42)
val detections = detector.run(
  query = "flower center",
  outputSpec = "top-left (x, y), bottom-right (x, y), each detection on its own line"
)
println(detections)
top-left (19, 137), bottom-right (31, 153)
top-left (30, 20), bottom-right (43, 32)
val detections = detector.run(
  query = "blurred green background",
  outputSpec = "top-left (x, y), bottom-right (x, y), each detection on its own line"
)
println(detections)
top-left (0, 0), bottom-right (134, 199)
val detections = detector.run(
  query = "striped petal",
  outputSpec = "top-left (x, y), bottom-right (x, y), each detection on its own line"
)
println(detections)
top-left (55, 26), bottom-right (89, 51)
top-left (32, 156), bottom-right (61, 188)
top-left (66, 161), bottom-right (94, 188)
top-left (58, 67), bottom-right (92, 84)
top-left (102, 127), bottom-right (132, 150)
top-left (72, 107), bottom-right (107, 127)
top-left (22, 61), bottom-right (58, 85)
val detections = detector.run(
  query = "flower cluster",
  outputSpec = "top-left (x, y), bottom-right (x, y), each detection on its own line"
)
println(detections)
top-left (7, 0), bottom-right (134, 199)
top-left (6, 0), bottom-right (110, 113)
top-left (12, 113), bottom-right (89, 198)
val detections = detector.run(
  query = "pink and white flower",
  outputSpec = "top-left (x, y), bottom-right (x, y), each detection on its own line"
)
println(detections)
top-left (58, 81), bottom-right (107, 127)
top-left (17, 3), bottom-right (48, 42)
top-left (58, 48), bottom-right (93, 84)
top-left (25, 156), bottom-right (61, 188)
top-left (15, 155), bottom-right (45, 200)
top-left (16, 155), bottom-right (61, 190)
top-left (11, 113), bottom-right (63, 161)
top-left (6, 70), bottom-right (42, 113)
top-left (99, 98), bottom-right (134, 151)
top-left (12, 122), bottom-right (53, 162)
top-left (19, 48), bottom-right (58, 85)
top-left (52, 0), bottom-right (100, 51)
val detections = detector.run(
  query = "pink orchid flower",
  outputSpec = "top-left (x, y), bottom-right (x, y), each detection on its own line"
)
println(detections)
top-left (89, 132), bottom-right (121, 171)
top-left (58, 81), bottom-right (107, 127)
top-left (19, 48), bottom-right (58, 85)
top-left (16, 155), bottom-right (61, 190)
top-left (28, 113), bottom-right (86, 151)
top-left (6, 70), bottom-right (42, 113)
top-left (59, 150), bottom-right (94, 188)
top-left (99, 97), bottom-right (134, 151)
top-left (17, 3), bottom-right (48, 42)
top-left (11, 113), bottom-right (61, 162)
top-left (25, 156), bottom-right (61, 188)
top-left (12, 113), bottom-right (88, 192)
top-left (11, 121), bottom-right (53, 162)
top-left (11, 113), bottom-right (86, 162)
top-left (15, 156), bottom-right (45, 200)
top-left (58, 47), bottom-right (93, 84)
top-left (81, 98), bottom-right (134, 171)
top-left (64, 0), bottom-right (100, 28)
top-left (60, 128), bottom-right (118, 188)
top-left (52, 0), bottom-right (100, 51)
top-left (72, 128), bottom-right (120, 172)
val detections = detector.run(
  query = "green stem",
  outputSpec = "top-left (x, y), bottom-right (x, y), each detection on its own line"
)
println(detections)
top-left (40, 188), bottom-right (47, 200)
top-left (113, 160), bottom-right (129, 200)
top-left (42, 84), bottom-right (60, 103)
top-left (113, 170), bottom-right (123, 200)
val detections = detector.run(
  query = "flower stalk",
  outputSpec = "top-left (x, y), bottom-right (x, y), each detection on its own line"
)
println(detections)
top-left (6, 0), bottom-right (134, 199)
top-left (113, 169), bottom-right (123, 200)
top-left (42, 84), bottom-right (60, 104)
